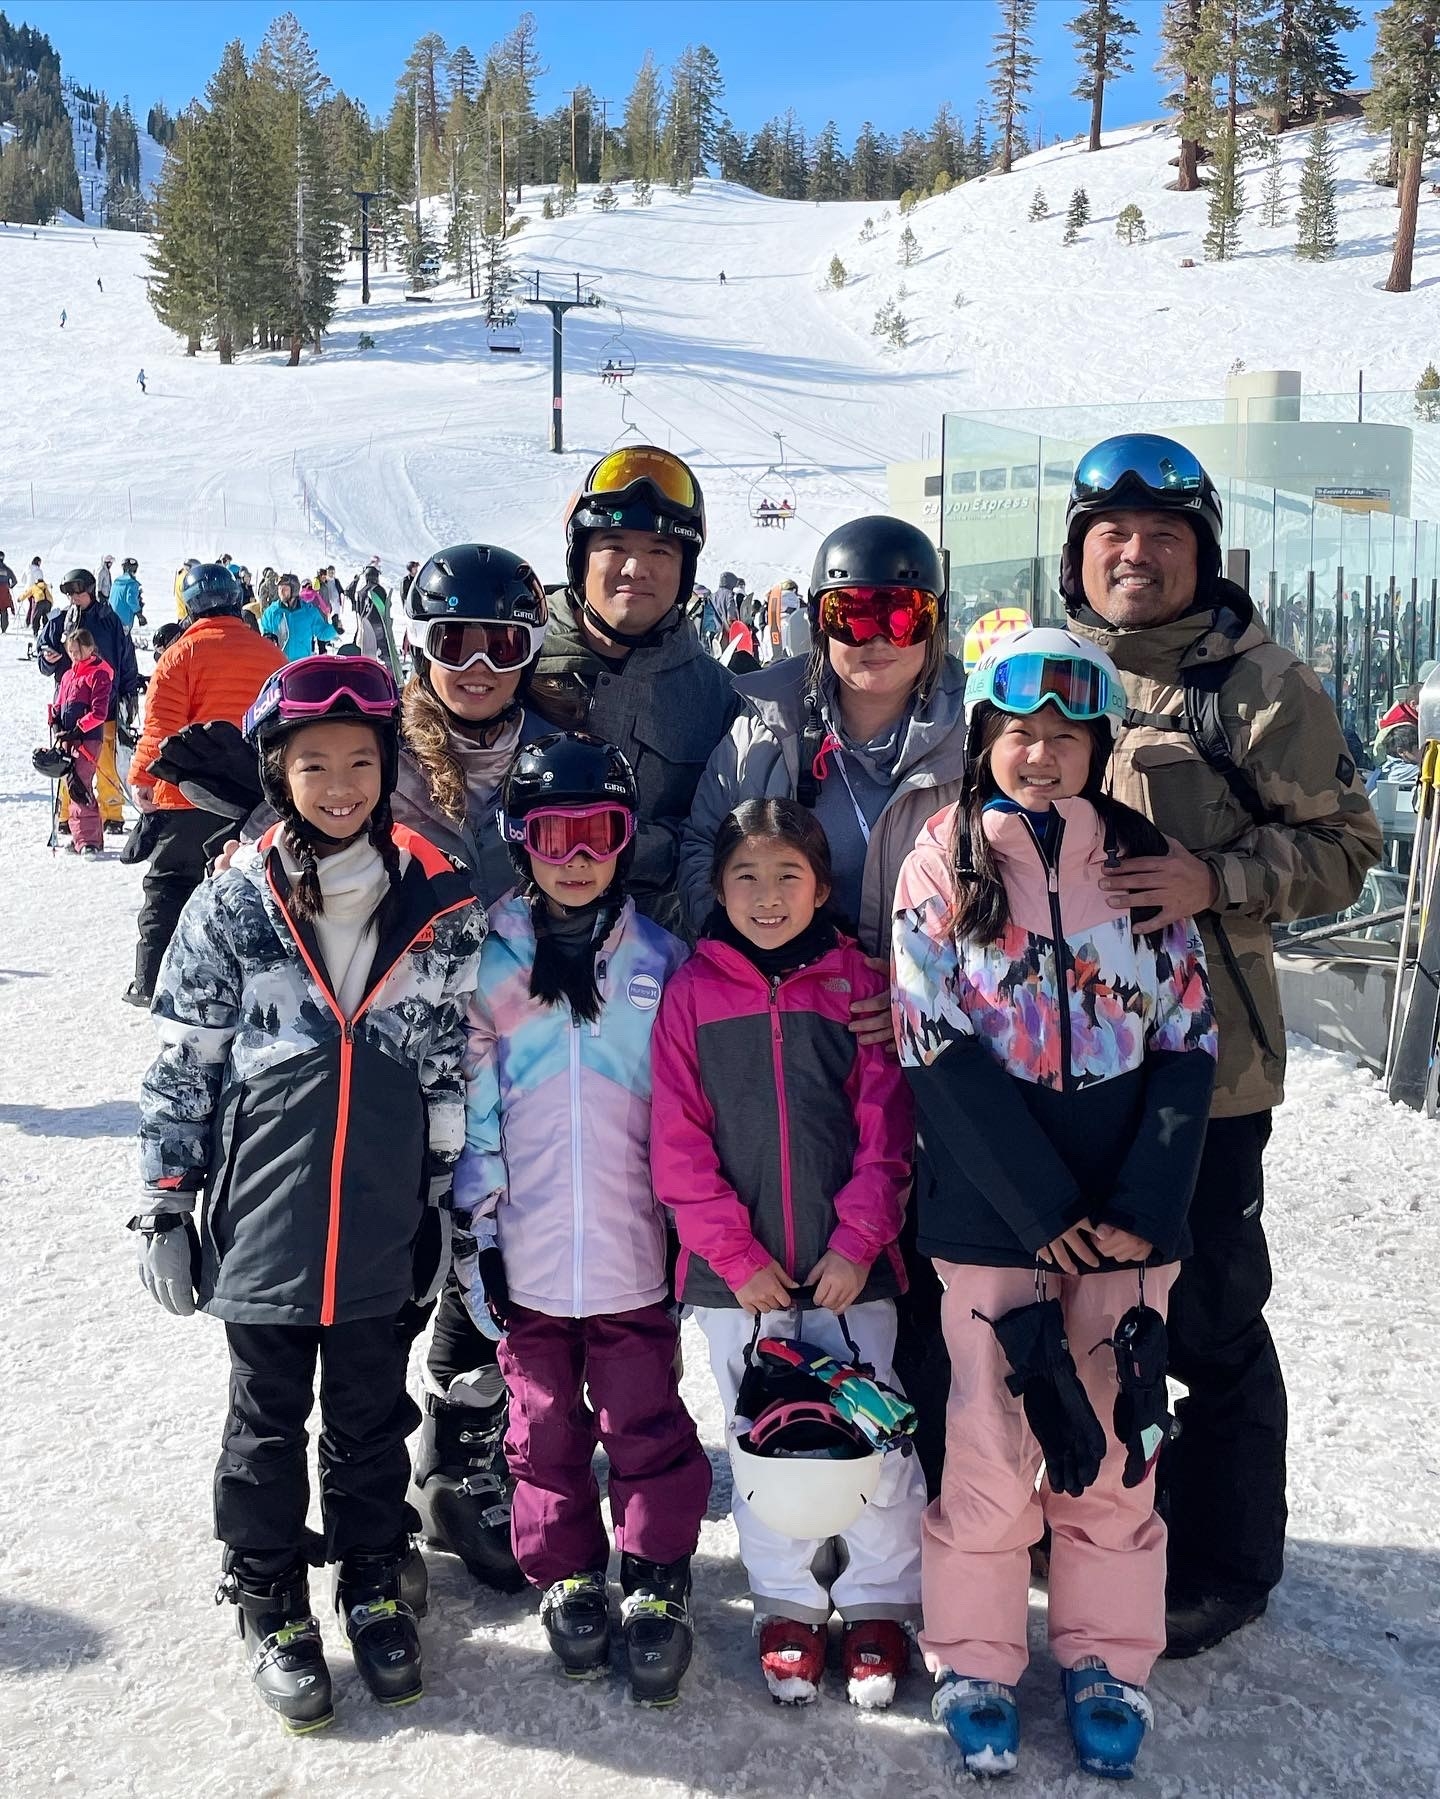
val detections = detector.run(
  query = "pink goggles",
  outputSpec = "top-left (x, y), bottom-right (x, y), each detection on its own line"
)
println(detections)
top-left (504, 802), bottom-right (636, 866)
top-left (244, 655), bottom-right (398, 738)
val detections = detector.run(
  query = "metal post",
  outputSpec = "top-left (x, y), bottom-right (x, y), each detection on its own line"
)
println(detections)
top-left (1362, 576), bottom-right (1373, 729)
top-left (1304, 569), bottom-right (1315, 666)
top-left (1410, 574), bottom-right (1421, 684)
top-left (353, 190), bottom-right (376, 305)
top-left (1388, 581), bottom-right (1398, 706)
top-left (549, 303), bottom-right (564, 454)
top-left (1431, 578), bottom-right (1438, 663)
top-left (1334, 566), bottom-right (1346, 728)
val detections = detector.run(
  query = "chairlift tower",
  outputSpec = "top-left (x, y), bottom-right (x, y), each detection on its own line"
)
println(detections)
top-left (520, 270), bottom-right (598, 455)
top-left (352, 190), bottom-right (378, 304)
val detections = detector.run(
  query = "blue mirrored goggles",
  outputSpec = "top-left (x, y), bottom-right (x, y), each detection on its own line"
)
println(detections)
top-left (1071, 434), bottom-right (1209, 508)
top-left (974, 652), bottom-right (1127, 724)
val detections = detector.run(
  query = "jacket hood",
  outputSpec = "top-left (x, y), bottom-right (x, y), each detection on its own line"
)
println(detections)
top-left (733, 651), bottom-right (968, 786)
top-left (688, 928), bottom-right (858, 990)
top-left (1067, 578), bottom-right (1267, 678)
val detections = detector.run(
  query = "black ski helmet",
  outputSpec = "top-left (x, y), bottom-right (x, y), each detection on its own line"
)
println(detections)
top-left (564, 447), bottom-right (707, 611)
top-left (181, 561), bottom-right (243, 618)
top-left (807, 517), bottom-right (945, 627)
top-left (121, 556), bottom-right (139, 573)
top-left (403, 542), bottom-right (549, 692)
top-left (243, 656), bottom-right (402, 819)
top-left (60, 567), bottom-right (96, 596)
top-left (1060, 432), bottom-right (1224, 605)
top-left (499, 730), bottom-right (639, 884)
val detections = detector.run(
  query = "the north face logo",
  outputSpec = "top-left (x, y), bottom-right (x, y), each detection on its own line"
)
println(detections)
top-left (412, 925), bottom-right (436, 950)
top-left (823, 978), bottom-right (851, 994)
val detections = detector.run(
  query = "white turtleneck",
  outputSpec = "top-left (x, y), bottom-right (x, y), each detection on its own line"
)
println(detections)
top-left (278, 832), bottom-right (398, 1016)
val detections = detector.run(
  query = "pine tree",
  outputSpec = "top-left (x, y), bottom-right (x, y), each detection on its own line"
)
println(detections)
top-left (662, 43), bottom-right (724, 184)
top-left (898, 222), bottom-right (920, 264)
top-left (1068, 1), bottom-right (1140, 152)
top-left (859, 215), bottom-right (875, 241)
top-left (1416, 361), bottom-right (1440, 421)
top-left (632, 175), bottom-right (652, 206)
top-left (398, 30), bottom-right (448, 188)
top-left (850, 120), bottom-right (886, 199)
top-left (1259, 134), bottom-right (1287, 223)
top-left (1065, 186), bottom-right (1091, 241)
top-left (1116, 200), bottom-right (1147, 240)
top-left (1028, 185), bottom-right (1049, 219)
top-left (1294, 110), bottom-right (1338, 259)
top-left (594, 182), bottom-right (618, 212)
top-left (989, 0), bottom-right (1037, 173)
top-left (872, 295), bottom-right (910, 347)
top-left (1368, 2), bottom-right (1440, 294)
top-left (1254, 1), bottom-right (1361, 132)
top-left (968, 103), bottom-right (990, 173)
top-left (1204, 120), bottom-right (1245, 257)
top-left (1160, 0), bottom-right (1224, 191)
top-left (808, 119), bottom-right (848, 200)
top-left (494, 12), bottom-right (544, 199)
top-left (927, 100), bottom-right (961, 187)
top-left (622, 51), bottom-right (664, 182)
top-left (827, 253), bottom-right (847, 288)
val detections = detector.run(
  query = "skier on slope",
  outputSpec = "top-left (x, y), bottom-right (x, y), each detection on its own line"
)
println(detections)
top-left (0, 550), bottom-right (15, 635)
top-left (1060, 434), bottom-right (1382, 1657)
top-left (36, 568), bottom-right (140, 836)
top-left (259, 571), bottom-right (338, 661)
top-left (96, 554), bottom-right (113, 602)
top-left (109, 558), bottom-right (143, 633)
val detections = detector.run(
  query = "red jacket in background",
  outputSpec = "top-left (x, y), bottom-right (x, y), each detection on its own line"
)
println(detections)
top-left (50, 654), bottom-right (114, 740)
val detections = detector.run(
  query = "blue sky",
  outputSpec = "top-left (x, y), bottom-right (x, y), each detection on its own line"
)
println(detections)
top-left (16, 1), bottom-right (1378, 145)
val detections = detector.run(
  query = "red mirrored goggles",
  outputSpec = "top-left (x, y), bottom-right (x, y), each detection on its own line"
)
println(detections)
top-left (817, 584), bottom-right (940, 649)
top-left (504, 802), bottom-right (636, 866)
top-left (422, 618), bottom-right (546, 673)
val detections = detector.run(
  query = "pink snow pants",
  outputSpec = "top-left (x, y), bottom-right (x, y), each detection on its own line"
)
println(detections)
top-left (67, 742), bottom-right (103, 850)
top-left (919, 1260), bottom-right (1178, 1688)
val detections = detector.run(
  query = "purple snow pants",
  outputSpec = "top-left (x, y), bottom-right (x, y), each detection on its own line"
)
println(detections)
top-left (498, 1301), bottom-right (711, 1588)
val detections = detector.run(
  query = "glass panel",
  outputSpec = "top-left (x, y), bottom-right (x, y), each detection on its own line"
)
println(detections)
top-left (1273, 491), bottom-right (1312, 657)
top-left (940, 416), bottom-right (1047, 642)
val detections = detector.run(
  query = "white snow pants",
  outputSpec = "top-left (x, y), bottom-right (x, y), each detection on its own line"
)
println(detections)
top-left (695, 1300), bottom-right (926, 1626)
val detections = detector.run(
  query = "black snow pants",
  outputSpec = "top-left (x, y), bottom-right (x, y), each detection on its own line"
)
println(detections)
top-left (216, 1319), bottom-right (420, 1563)
top-left (395, 1279), bottom-right (501, 1389)
top-left (1158, 1110), bottom-right (1287, 1606)
top-left (133, 807), bottom-right (228, 1001)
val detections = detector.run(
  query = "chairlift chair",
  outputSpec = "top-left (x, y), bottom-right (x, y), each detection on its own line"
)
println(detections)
top-left (748, 432), bottom-right (798, 528)
top-left (596, 307), bottom-right (637, 385)
top-left (487, 310), bottom-right (522, 355)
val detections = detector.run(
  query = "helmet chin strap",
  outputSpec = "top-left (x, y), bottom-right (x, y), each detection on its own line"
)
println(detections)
top-left (578, 599), bottom-right (681, 651)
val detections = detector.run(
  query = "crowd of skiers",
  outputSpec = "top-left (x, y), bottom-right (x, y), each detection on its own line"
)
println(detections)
top-left (23, 437), bottom-right (1381, 1776)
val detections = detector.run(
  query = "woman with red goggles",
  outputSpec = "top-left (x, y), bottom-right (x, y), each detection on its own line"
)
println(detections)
top-left (679, 514), bottom-right (968, 1497)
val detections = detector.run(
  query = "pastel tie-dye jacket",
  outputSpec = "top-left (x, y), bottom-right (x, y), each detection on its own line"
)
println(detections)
top-left (891, 797), bottom-right (1217, 1269)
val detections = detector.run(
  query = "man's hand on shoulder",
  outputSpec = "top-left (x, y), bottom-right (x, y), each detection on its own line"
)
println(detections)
top-left (1100, 836), bottom-right (1219, 930)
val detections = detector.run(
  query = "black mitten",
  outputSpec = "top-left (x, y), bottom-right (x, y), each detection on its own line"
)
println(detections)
top-left (1097, 1303), bottom-right (1173, 1489)
top-left (477, 1245), bottom-right (512, 1333)
top-left (976, 1297), bottom-right (1107, 1497)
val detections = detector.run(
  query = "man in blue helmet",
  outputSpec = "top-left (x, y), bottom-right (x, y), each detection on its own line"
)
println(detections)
top-left (1061, 433), bottom-right (1381, 1658)
top-left (529, 446), bottom-right (739, 932)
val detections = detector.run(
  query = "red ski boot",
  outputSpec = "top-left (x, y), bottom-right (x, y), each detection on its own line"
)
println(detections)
top-left (840, 1618), bottom-right (910, 1709)
top-left (758, 1617), bottom-right (826, 1705)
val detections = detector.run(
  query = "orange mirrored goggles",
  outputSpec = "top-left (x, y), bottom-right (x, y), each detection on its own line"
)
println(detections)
top-left (585, 446), bottom-right (698, 511)
top-left (818, 585), bottom-right (940, 649)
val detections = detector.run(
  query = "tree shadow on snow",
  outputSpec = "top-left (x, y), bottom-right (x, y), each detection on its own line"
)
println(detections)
top-left (0, 1099), bottom-right (139, 1137)
top-left (0, 1597), bottom-right (108, 1672)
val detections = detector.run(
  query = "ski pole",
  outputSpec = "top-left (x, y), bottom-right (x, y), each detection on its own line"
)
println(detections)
top-left (1385, 741), bottom-right (1437, 1083)
top-left (46, 778), bottom-right (60, 853)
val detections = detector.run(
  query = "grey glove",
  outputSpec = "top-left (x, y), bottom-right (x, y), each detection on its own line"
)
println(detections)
top-left (128, 1209), bottom-right (199, 1317)
top-left (413, 1205), bottom-right (453, 1308)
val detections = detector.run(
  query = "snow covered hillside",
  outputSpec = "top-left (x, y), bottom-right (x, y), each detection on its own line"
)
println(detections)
top-left (0, 646), bottom-right (1437, 1795)
top-left (2, 113), bottom-right (1436, 600)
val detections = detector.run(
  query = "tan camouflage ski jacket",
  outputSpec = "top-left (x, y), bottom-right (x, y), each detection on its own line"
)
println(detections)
top-left (1070, 586), bottom-right (1382, 1116)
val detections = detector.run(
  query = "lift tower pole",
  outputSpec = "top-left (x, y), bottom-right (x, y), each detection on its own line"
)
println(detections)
top-left (521, 271), bottom-right (595, 455)
top-left (352, 190), bottom-right (377, 304)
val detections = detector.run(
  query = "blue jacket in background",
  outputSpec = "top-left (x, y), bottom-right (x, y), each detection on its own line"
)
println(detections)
top-left (258, 600), bottom-right (337, 662)
top-left (110, 572), bottom-right (143, 629)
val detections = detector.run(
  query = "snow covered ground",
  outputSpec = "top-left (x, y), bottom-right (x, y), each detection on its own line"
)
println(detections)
top-left (1, 647), bottom-right (1437, 1795)
top-left (3, 111), bottom-right (1438, 607)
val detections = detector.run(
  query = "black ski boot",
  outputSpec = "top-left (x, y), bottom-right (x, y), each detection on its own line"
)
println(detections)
top-left (334, 1544), bottom-right (423, 1707)
top-left (539, 1571), bottom-right (612, 1679)
top-left (409, 1377), bottom-right (525, 1593)
top-left (216, 1557), bottom-right (334, 1735)
top-left (620, 1553), bottom-right (694, 1707)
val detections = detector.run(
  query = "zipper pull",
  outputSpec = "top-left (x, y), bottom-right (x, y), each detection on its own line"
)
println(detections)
top-left (1048, 863), bottom-right (1058, 893)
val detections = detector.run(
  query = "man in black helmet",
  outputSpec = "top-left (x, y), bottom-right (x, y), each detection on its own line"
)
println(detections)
top-left (529, 446), bottom-right (739, 930)
top-left (1061, 433), bottom-right (1381, 1658)
top-left (37, 567), bottom-right (141, 834)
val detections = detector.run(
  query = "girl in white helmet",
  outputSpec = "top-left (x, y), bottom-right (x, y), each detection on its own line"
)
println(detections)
top-left (891, 626), bottom-right (1218, 1781)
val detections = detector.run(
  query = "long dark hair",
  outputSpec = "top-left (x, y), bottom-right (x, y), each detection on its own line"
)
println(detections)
top-left (527, 882), bottom-right (626, 1024)
top-left (263, 729), bottom-right (402, 930)
top-left (710, 795), bottom-right (835, 897)
top-left (949, 703), bottom-right (1168, 946)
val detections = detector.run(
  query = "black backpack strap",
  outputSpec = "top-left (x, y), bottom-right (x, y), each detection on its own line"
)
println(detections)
top-left (795, 686), bottom-right (827, 809)
top-left (1120, 660), bottom-right (1274, 827)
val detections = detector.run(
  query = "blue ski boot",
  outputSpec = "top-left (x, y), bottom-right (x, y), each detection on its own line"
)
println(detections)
top-left (932, 1672), bottom-right (1020, 1777)
top-left (1061, 1658), bottom-right (1153, 1780)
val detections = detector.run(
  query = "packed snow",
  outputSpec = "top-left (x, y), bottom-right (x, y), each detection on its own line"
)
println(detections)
top-left (3, 109), bottom-right (1439, 1798)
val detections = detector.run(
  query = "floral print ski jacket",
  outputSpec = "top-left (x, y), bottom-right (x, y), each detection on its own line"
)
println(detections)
top-left (892, 796), bottom-right (1217, 1268)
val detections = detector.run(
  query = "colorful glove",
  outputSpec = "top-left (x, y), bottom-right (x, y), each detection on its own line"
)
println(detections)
top-left (976, 1297), bottom-right (1106, 1498)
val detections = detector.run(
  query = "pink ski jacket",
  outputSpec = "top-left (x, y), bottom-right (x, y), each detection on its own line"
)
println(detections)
top-left (650, 932), bottom-right (914, 1308)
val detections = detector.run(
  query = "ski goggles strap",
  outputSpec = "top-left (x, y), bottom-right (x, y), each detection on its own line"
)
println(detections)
top-left (817, 584), bottom-right (940, 649)
top-left (422, 618), bottom-right (546, 673)
top-left (585, 446), bottom-right (698, 511)
top-left (1071, 434), bottom-right (1208, 506)
top-left (244, 655), bottom-right (398, 735)
top-left (502, 801), bottom-right (636, 865)
top-left (983, 651), bottom-right (1125, 723)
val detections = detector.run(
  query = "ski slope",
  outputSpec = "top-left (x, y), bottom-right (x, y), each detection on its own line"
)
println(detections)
top-left (0, 647), bottom-right (1437, 1796)
top-left (3, 113), bottom-right (1438, 602)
